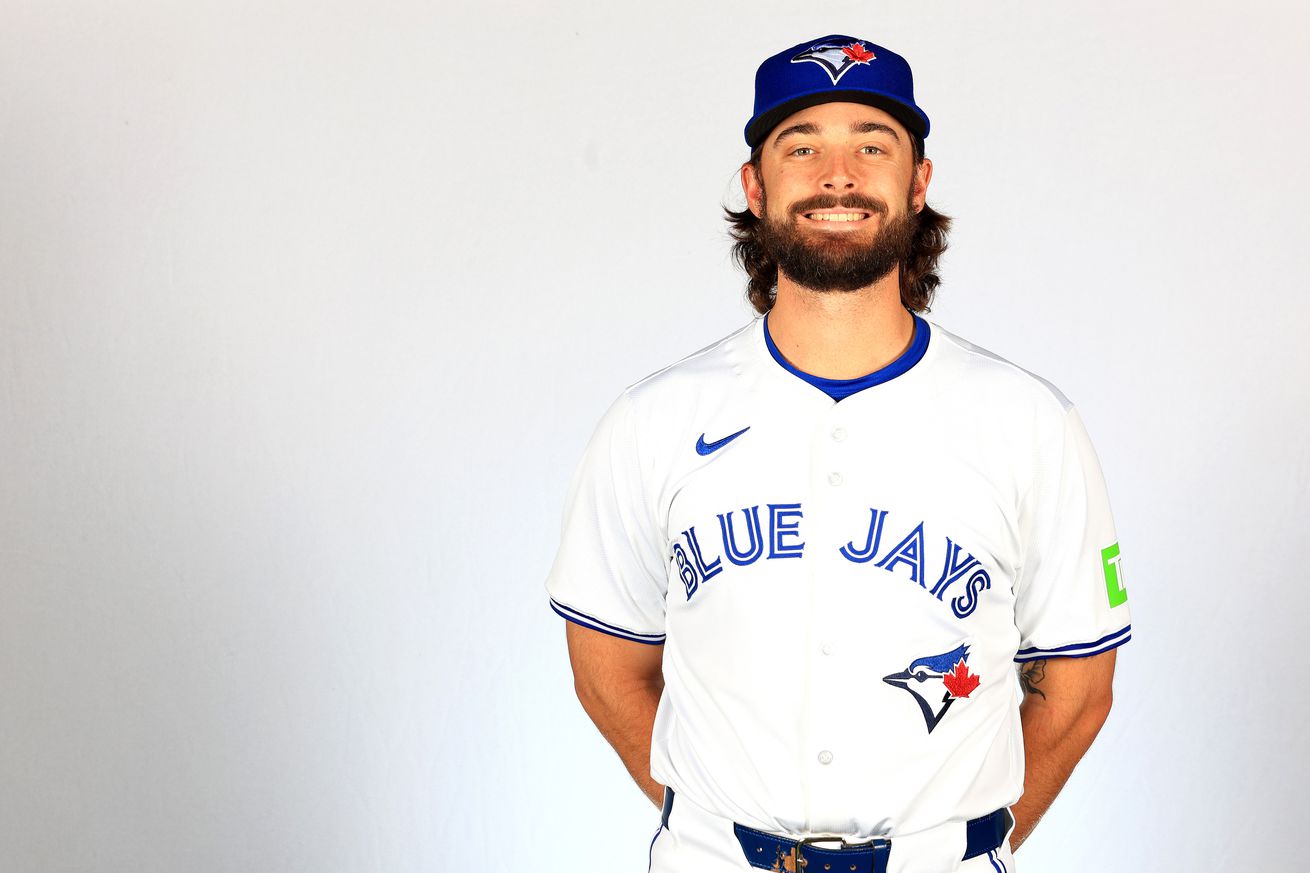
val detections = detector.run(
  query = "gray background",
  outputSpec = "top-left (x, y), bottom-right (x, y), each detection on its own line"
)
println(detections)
top-left (2, 1), bottom-right (1306, 871)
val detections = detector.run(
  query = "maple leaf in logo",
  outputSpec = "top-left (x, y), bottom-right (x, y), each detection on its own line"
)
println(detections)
top-left (942, 660), bottom-right (981, 699)
top-left (842, 43), bottom-right (876, 64)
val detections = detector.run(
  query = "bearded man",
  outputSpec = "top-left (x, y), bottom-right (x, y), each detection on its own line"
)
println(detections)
top-left (546, 34), bottom-right (1131, 873)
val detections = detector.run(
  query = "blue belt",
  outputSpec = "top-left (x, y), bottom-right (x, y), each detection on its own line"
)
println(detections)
top-left (661, 788), bottom-right (1010, 873)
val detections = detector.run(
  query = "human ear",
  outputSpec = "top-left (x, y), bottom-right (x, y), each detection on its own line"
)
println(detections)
top-left (740, 162), bottom-right (764, 218)
top-left (913, 157), bottom-right (933, 213)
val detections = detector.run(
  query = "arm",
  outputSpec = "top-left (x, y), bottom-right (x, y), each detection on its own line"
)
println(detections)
top-left (564, 621), bottom-right (666, 808)
top-left (1009, 648), bottom-right (1117, 851)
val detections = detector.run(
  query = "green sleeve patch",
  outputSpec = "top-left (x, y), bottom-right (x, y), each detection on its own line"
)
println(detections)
top-left (1101, 542), bottom-right (1128, 607)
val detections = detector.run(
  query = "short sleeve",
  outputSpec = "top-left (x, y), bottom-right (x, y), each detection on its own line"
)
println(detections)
top-left (1013, 405), bottom-right (1131, 662)
top-left (544, 391), bottom-right (669, 645)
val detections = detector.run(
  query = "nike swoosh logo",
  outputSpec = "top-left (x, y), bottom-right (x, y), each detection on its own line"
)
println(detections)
top-left (696, 426), bottom-right (751, 456)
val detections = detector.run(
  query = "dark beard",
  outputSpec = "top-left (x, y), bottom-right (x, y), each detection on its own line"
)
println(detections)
top-left (756, 188), bottom-right (919, 293)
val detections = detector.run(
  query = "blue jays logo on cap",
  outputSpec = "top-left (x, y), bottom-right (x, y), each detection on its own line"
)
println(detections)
top-left (790, 39), bottom-right (877, 85)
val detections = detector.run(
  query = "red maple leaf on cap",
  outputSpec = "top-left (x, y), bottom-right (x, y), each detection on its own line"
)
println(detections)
top-left (943, 660), bottom-right (981, 699)
top-left (842, 43), bottom-right (876, 64)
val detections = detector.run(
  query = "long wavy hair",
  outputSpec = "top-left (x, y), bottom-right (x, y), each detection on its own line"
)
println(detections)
top-left (725, 137), bottom-right (952, 315)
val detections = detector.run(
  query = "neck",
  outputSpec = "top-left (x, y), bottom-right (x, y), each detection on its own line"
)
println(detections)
top-left (766, 267), bottom-right (916, 380)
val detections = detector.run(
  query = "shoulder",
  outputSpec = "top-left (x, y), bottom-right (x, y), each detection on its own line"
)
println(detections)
top-left (588, 319), bottom-right (760, 469)
top-left (620, 317), bottom-right (759, 407)
top-left (925, 320), bottom-right (1076, 417)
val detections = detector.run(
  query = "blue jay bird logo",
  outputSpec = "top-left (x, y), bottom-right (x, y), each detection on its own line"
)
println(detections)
top-left (883, 643), bottom-right (981, 734)
top-left (790, 40), bottom-right (878, 85)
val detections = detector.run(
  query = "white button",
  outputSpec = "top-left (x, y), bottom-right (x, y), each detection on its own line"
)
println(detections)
top-left (821, 643), bottom-right (833, 656)
top-left (828, 472), bottom-right (843, 486)
top-left (817, 750), bottom-right (833, 765)
top-left (831, 427), bottom-right (847, 442)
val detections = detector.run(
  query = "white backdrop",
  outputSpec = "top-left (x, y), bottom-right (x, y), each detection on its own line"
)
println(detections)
top-left (2, 2), bottom-right (1307, 871)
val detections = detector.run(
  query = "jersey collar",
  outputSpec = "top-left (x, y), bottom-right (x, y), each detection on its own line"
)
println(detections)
top-left (761, 310), bottom-right (931, 401)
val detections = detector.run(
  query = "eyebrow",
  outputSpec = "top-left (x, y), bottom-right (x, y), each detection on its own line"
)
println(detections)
top-left (772, 120), bottom-right (902, 147)
top-left (853, 121), bottom-right (901, 141)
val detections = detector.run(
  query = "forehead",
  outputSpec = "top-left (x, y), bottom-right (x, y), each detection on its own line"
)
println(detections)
top-left (762, 101), bottom-right (909, 147)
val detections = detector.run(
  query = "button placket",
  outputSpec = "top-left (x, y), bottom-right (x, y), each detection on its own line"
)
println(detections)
top-left (811, 417), bottom-right (848, 784)
top-left (827, 420), bottom-right (847, 487)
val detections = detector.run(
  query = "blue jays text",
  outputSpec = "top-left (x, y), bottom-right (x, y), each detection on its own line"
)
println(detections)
top-left (670, 503), bottom-right (994, 618)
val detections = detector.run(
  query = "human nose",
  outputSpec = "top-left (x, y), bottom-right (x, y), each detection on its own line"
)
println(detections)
top-left (820, 152), bottom-right (856, 190)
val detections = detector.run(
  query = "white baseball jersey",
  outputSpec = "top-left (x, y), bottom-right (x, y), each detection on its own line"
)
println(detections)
top-left (546, 311), bottom-right (1131, 845)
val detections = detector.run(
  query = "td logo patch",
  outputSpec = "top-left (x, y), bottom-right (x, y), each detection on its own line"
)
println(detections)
top-left (883, 643), bottom-right (980, 734)
top-left (1102, 541), bottom-right (1128, 607)
top-left (790, 40), bottom-right (877, 85)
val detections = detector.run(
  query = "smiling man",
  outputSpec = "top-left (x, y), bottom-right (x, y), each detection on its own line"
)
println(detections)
top-left (546, 35), bottom-right (1131, 873)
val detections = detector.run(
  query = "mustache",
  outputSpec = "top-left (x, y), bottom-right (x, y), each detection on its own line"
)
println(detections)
top-left (788, 194), bottom-right (888, 216)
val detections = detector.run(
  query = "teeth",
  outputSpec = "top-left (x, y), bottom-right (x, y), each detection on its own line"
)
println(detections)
top-left (809, 213), bottom-right (867, 222)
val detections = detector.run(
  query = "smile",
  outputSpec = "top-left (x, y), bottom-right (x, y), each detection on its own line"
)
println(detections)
top-left (803, 211), bottom-right (871, 222)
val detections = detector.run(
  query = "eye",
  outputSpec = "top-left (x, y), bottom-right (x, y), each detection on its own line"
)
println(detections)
top-left (791, 146), bottom-right (815, 156)
top-left (913, 670), bottom-right (929, 682)
top-left (860, 145), bottom-right (883, 155)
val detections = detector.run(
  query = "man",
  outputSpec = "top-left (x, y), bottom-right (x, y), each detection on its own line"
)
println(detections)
top-left (546, 34), bottom-right (1130, 873)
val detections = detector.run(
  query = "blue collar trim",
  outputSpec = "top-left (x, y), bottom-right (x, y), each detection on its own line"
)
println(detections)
top-left (763, 311), bottom-right (931, 401)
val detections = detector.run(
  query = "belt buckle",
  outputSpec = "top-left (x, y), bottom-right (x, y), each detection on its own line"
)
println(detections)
top-left (792, 835), bottom-right (870, 872)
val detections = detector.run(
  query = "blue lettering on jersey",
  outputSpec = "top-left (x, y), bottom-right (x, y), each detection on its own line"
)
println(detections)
top-left (767, 503), bottom-right (805, 559)
top-left (875, 521), bottom-right (926, 585)
top-left (671, 542), bottom-right (699, 600)
top-left (671, 502), bottom-right (996, 617)
top-left (717, 507), bottom-right (765, 566)
top-left (930, 538), bottom-right (981, 598)
top-left (949, 567), bottom-right (992, 619)
top-left (683, 526), bottom-right (724, 582)
top-left (839, 508), bottom-right (889, 563)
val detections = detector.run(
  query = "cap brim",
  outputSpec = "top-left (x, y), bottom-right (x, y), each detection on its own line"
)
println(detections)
top-left (746, 90), bottom-right (927, 150)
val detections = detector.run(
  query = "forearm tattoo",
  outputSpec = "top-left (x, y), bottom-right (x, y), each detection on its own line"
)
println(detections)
top-left (1018, 659), bottom-right (1047, 699)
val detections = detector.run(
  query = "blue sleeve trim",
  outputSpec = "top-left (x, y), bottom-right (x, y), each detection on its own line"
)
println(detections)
top-left (1014, 633), bottom-right (1130, 662)
top-left (1014, 625), bottom-right (1131, 662)
top-left (549, 598), bottom-right (666, 646)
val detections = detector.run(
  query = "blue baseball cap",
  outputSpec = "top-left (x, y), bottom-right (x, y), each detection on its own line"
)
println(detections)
top-left (745, 35), bottom-right (930, 149)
